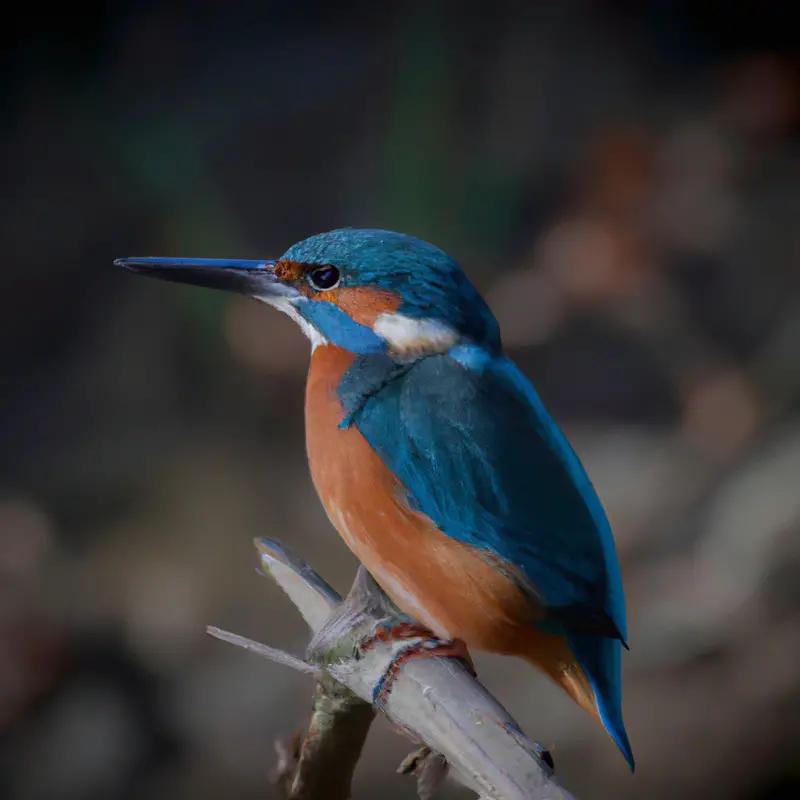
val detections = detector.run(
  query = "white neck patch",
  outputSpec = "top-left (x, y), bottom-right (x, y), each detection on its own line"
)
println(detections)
top-left (256, 296), bottom-right (328, 352)
top-left (373, 312), bottom-right (458, 357)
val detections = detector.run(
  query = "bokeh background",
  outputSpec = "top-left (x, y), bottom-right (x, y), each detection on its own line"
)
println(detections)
top-left (2, 2), bottom-right (799, 798)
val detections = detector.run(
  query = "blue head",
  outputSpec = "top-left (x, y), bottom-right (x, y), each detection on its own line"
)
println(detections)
top-left (117, 229), bottom-right (500, 357)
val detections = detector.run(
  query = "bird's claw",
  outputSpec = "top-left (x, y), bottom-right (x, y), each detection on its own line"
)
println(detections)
top-left (355, 617), bottom-right (435, 656)
top-left (356, 618), bottom-right (476, 709)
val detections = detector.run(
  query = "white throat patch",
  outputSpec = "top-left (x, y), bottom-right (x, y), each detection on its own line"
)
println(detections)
top-left (256, 296), bottom-right (328, 351)
top-left (373, 312), bottom-right (458, 357)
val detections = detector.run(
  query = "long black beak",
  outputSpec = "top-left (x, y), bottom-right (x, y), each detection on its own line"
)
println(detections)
top-left (114, 257), bottom-right (298, 299)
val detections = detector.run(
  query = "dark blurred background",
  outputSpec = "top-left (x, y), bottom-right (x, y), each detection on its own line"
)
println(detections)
top-left (2, 2), bottom-right (799, 798)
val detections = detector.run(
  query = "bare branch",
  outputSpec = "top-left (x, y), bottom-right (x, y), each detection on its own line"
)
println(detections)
top-left (209, 537), bottom-right (576, 800)
top-left (282, 674), bottom-right (375, 800)
top-left (205, 626), bottom-right (320, 675)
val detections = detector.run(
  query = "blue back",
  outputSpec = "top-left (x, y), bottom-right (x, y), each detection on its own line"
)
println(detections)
top-left (338, 346), bottom-right (634, 768)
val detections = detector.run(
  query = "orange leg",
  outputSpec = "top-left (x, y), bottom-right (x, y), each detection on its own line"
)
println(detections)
top-left (371, 632), bottom-right (475, 707)
top-left (357, 620), bottom-right (436, 655)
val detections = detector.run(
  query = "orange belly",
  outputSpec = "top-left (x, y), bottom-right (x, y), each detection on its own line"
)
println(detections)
top-left (305, 344), bottom-right (542, 652)
top-left (305, 344), bottom-right (603, 728)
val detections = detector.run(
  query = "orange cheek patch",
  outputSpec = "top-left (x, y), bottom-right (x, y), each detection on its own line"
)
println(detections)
top-left (290, 275), bottom-right (402, 326)
top-left (329, 287), bottom-right (402, 327)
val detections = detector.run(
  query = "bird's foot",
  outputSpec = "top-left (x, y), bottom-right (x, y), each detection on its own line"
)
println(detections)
top-left (356, 616), bottom-right (436, 655)
top-left (357, 618), bottom-right (475, 708)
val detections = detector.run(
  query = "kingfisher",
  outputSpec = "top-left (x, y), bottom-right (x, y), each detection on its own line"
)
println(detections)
top-left (116, 229), bottom-right (634, 770)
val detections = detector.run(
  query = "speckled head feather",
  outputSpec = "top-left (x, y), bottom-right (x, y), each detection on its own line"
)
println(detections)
top-left (282, 229), bottom-right (501, 350)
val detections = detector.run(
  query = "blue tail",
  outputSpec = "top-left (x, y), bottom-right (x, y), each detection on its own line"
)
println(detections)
top-left (567, 631), bottom-right (635, 771)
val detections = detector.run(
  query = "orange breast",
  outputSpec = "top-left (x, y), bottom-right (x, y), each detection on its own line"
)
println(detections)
top-left (304, 344), bottom-right (542, 652)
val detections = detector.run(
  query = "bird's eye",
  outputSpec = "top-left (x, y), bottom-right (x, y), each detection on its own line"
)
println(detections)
top-left (308, 265), bottom-right (340, 290)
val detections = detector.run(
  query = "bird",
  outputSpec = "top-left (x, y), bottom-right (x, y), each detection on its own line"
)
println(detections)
top-left (116, 229), bottom-right (634, 770)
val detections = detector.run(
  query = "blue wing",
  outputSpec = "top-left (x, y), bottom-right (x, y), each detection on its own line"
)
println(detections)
top-left (340, 346), bottom-right (632, 768)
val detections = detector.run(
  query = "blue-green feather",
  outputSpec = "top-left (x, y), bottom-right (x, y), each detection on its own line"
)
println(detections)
top-left (339, 347), bottom-right (633, 769)
top-left (297, 298), bottom-right (386, 354)
top-left (283, 229), bottom-right (501, 348)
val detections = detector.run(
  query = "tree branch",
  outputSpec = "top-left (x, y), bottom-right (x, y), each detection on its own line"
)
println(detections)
top-left (280, 673), bottom-right (375, 800)
top-left (207, 537), bottom-right (576, 800)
